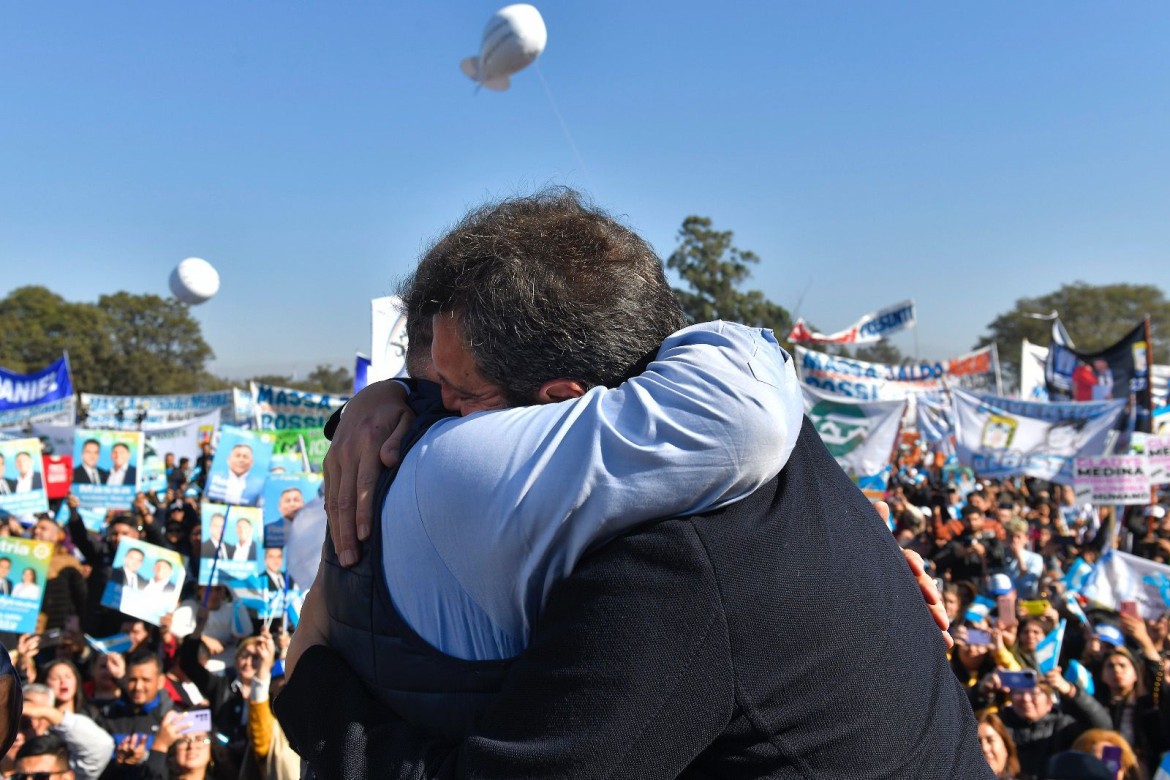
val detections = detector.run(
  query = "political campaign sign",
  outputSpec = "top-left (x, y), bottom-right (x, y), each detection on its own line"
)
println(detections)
top-left (801, 384), bottom-right (906, 496)
top-left (80, 391), bottom-right (234, 430)
top-left (1149, 435), bottom-right (1170, 485)
top-left (100, 538), bottom-right (185, 625)
top-left (0, 398), bottom-right (75, 428)
top-left (261, 473), bottom-right (323, 548)
top-left (370, 295), bottom-right (409, 382)
top-left (952, 390), bottom-right (1126, 484)
top-left (55, 499), bottom-right (108, 534)
top-left (41, 455), bottom-right (72, 500)
top-left (251, 382), bottom-right (346, 431)
top-left (205, 426), bottom-right (274, 506)
top-left (271, 429), bottom-right (329, 472)
top-left (226, 548), bottom-right (294, 624)
top-left (1074, 455), bottom-right (1151, 505)
top-left (0, 438), bottom-right (49, 517)
top-left (795, 345), bottom-right (1001, 401)
top-left (787, 300), bottom-right (916, 345)
top-left (0, 536), bottom-right (52, 633)
top-left (916, 394), bottom-right (955, 454)
top-left (0, 356), bottom-right (72, 415)
top-left (1046, 321), bottom-right (1154, 432)
top-left (199, 503), bottom-right (265, 585)
top-left (143, 410), bottom-right (219, 466)
top-left (71, 430), bottom-right (143, 509)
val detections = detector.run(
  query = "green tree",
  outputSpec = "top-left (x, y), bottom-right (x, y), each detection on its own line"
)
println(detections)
top-left (976, 281), bottom-right (1170, 383)
top-left (0, 286), bottom-right (215, 395)
top-left (248, 364), bottom-right (352, 395)
top-left (666, 216), bottom-right (791, 335)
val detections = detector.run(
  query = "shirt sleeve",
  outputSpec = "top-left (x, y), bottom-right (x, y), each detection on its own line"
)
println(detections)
top-left (403, 321), bottom-right (804, 633)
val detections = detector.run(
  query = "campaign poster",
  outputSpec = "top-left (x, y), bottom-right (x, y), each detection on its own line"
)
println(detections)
top-left (271, 429), bottom-right (329, 473)
top-left (268, 453), bottom-right (303, 473)
top-left (251, 382), bottom-right (346, 431)
top-left (1073, 456), bottom-right (1151, 506)
top-left (1145, 435), bottom-right (1170, 486)
top-left (143, 410), bottom-right (220, 466)
top-left (0, 357), bottom-right (73, 420)
top-left (205, 426), bottom-right (274, 507)
top-left (0, 537), bottom-right (53, 633)
top-left (0, 438), bottom-right (49, 517)
top-left (71, 430), bottom-right (143, 510)
top-left (79, 391), bottom-right (233, 430)
top-left (55, 500), bottom-right (108, 534)
top-left (229, 547), bottom-right (294, 622)
top-left (801, 384), bottom-right (906, 498)
top-left (261, 473), bottom-right (323, 548)
top-left (198, 503), bottom-right (265, 585)
top-left (100, 538), bottom-right (186, 625)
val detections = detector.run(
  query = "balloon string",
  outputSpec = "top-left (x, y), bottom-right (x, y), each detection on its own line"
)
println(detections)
top-left (533, 62), bottom-right (596, 194)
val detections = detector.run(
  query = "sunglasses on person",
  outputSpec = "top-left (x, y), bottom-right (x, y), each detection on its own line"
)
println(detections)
top-left (9, 771), bottom-right (71, 780)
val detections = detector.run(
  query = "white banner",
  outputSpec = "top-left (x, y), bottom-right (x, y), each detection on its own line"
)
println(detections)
top-left (1146, 435), bottom-right (1170, 486)
top-left (787, 300), bottom-right (916, 345)
top-left (143, 410), bottom-right (220, 465)
top-left (0, 397), bottom-right (75, 427)
top-left (795, 345), bottom-right (1000, 402)
top-left (801, 384), bottom-right (906, 483)
top-left (251, 383), bottom-right (346, 431)
top-left (1020, 339), bottom-right (1049, 401)
top-left (1074, 455), bottom-right (1151, 505)
top-left (81, 391), bottom-right (234, 429)
top-left (951, 389), bottom-right (1126, 484)
top-left (1082, 550), bottom-right (1170, 620)
top-left (370, 296), bottom-right (409, 383)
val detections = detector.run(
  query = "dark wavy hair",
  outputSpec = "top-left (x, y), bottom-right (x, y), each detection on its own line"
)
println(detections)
top-left (399, 187), bottom-right (687, 406)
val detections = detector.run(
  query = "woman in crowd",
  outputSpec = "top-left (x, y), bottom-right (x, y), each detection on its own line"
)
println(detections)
top-left (1012, 617), bottom-right (1047, 671)
top-left (1070, 729), bottom-right (1141, 780)
top-left (42, 658), bottom-right (86, 716)
top-left (144, 710), bottom-right (233, 780)
top-left (952, 624), bottom-right (1021, 711)
top-left (979, 712), bottom-right (1021, 779)
top-left (1095, 644), bottom-right (1166, 775)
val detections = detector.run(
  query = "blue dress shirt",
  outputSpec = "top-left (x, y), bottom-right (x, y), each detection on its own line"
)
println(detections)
top-left (381, 321), bottom-right (804, 660)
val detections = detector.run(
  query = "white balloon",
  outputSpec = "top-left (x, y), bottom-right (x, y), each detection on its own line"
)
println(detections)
top-left (460, 4), bottom-right (547, 92)
top-left (169, 257), bottom-right (220, 305)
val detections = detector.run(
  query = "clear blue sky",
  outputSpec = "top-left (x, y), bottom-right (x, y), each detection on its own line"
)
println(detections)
top-left (2, 2), bottom-right (1167, 379)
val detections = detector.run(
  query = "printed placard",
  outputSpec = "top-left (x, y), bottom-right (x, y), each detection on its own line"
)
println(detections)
top-left (100, 538), bottom-right (186, 625)
top-left (199, 503), bottom-right (265, 585)
top-left (71, 430), bottom-right (143, 510)
top-left (261, 473), bottom-right (322, 548)
top-left (205, 426), bottom-right (274, 507)
top-left (1074, 456), bottom-right (1151, 505)
top-left (271, 429), bottom-right (329, 473)
top-left (1148, 435), bottom-right (1170, 486)
top-left (0, 537), bottom-right (53, 633)
top-left (0, 438), bottom-right (49, 517)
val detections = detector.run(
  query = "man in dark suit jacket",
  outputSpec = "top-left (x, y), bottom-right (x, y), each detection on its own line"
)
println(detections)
top-left (13, 452), bottom-right (43, 492)
top-left (0, 558), bottom-right (14, 597)
top-left (110, 548), bottom-right (150, 590)
top-left (275, 190), bottom-right (988, 779)
top-left (105, 443), bottom-right (137, 487)
top-left (0, 453), bottom-right (14, 495)
top-left (199, 513), bottom-right (233, 561)
top-left (72, 439), bottom-right (109, 485)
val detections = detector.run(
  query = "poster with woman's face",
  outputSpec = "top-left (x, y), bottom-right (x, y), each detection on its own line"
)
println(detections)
top-left (0, 537), bottom-right (52, 633)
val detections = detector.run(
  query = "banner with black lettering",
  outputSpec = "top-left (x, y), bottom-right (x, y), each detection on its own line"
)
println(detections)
top-left (786, 300), bottom-right (915, 344)
top-left (251, 382), bottom-right (346, 431)
top-left (1045, 321), bottom-right (1154, 432)
top-left (1074, 455), bottom-right (1151, 505)
top-left (951, 389), bottom-right (1126, 484)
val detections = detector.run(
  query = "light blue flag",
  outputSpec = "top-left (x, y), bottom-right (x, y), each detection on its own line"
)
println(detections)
top-left (965, 595), bottom-right (995, 625)
top-left (84, 632), bottom-right (134, 655)
top-left (1064, 658), bottom-right (1094, 696)
top-left (1035, 618), bottom-right (1067, 675)
top-left (1155, 750), bottom-right (1170, 780)
top-left (1063, 557), bottom-right (1095, 592)
top-left (1061, 592), bottom-right (1090, 626)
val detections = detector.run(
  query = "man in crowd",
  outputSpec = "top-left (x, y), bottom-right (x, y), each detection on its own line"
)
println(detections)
top-left (934, 505), bottom-right (1005, 585)
top-left (276, 189), bottom-right (988, 778)
top-left (71, 440), bottom-right (107, 485)
top-left (11, 734), bottom-right (75, 780)
top-left (20, 683), bottom-right (113, 779)
top-left (97, 653), bottom-right (174, 777)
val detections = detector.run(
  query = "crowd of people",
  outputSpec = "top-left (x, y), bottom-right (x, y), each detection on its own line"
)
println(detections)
top-left (1, 447), bottom-right (299, 780)
top-left (890, 448), bottom-right (1170, 780)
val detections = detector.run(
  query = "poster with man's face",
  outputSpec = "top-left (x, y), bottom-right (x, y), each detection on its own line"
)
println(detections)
top-left (100, 538), bottom-right (186, 626)
top-left (205, 426), bottom-right (274, 507)
top-left (71, 430), bottom-right (143, 509)
top-left (261, 472), bottom-right (322, 548)
top-left (198, 502), bottom-right (265, 585)
top-left (0, 438), bottom-right (49, 518)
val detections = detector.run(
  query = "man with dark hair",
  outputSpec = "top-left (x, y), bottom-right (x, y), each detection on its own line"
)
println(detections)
top-left (71, 440), bottom-right (107, 485)
top-left (97, 653), bottom-right (173, 777)
top-left (277, 189), bottom-right (987, 778)
top-left (21, 683), bottom-right (113, 779)
top-left (13, 732), bottom-right (74, 780)
top-left (110, 548), bottom-right (149, 591)
top-left (13, 452), bottom-right (43, 493)
top-left (105, 443), bottom-right (136, 487)
top-left (0, 452), bottom-right (13, 494)
top-left (0, 557), bottom-right (13, 597)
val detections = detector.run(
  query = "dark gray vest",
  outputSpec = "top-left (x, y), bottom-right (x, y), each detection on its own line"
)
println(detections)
top-left (322, 383), bottom-right (511, 742)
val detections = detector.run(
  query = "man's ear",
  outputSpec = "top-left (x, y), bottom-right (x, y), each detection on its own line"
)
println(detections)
top-left (533, 379), bottom-right (588, 405)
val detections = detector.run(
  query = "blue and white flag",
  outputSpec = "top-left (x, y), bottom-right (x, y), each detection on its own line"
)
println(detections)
top-left (1035, 618), bottom-right (1067, 675)
top-left (801, 384), bottom-right (906, 495)
top-left (1063, 558), bottom-right (1095, 593)
top-left (965, 595), bottom-right (995, 625)
top-left (1061, 592), bottom-right (1090, 626)
top-left (916, 394), bottom-right (955, 455)
top-left (84, 632), bottom-right (134, 655)
top-left (1065, 658), bottom-right (1094, 696)
top-left (1081, 549), bottom-right (1170, 620)
top-left (1155, 751), bottom-right (1170, 780)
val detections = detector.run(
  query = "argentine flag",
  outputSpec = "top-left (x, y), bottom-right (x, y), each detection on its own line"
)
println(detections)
top-left (1063, 557), bottom-right (1095, 592)
top-left (1064, 659), bottom-right (1094, 696)
top-left (1035, 619), bottom-right (1067, 675)
top-left (85, 633), bottom-right (134, 655)
top-left (965, 595), bottom-right (995, 625)
top-left (1155, 751), bottom-right (1170, 780)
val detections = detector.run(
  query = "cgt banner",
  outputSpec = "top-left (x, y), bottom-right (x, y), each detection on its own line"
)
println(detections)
top-left (801, 384), bottom-right (906, 496)
top-left (952, 389), bottom-right (1126, 484)
top-left (81, 391), bottom-right (235, 429)
top-left (251, 382), bottom-right (346, 431)
top-left (796, 345), bottom-right (1001, 401)
top-left (787, 300), bottom-right (916, 345)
